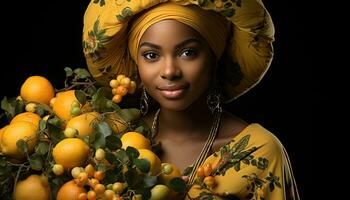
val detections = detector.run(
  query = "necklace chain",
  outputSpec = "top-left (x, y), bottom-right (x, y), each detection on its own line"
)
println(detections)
top-left (150, 107), bottom-right (222, 185)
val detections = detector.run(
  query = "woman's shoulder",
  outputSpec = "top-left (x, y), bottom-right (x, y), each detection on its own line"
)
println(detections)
top-left (218, 111), bottom-right (285, 156)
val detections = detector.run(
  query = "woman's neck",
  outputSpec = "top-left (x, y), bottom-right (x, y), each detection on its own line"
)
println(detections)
top-left (157, 97), bottom-right (213, 139)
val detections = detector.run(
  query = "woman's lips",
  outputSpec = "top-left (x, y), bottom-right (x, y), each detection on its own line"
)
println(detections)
top-left (157, 84), bottom-right (189, 99)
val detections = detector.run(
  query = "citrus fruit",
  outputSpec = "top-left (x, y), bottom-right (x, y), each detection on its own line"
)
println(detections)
top-left (159, 163), bottom-right (182, 186)
top-left (149, 184), bottom-right (170, 200)
top-left (13, 174), bottom-right (50, 200)
top-left (52, 90), bottom-right (79, 121)
top-left (53, 138), bottom-right (90, 169)
top-left (138, 149), bottom-right (161, 176)
top-left (105, 113), bottom-right (128, 134)
top-left (1, 121), bottom-right (38, 158)
top-left (121, 132), bottom-right (151, 150)
top-left (10, 112), bottom-right (41, 127)
top-left (66, 112), bottom-right (99, 137)
top-left (20, 75), bottom-right (55, 105)
top-left (56, 180), bottom-right (87, 200)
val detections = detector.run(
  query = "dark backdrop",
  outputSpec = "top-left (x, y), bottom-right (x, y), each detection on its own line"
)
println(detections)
top-left (0, 1), bottom-right (312, 199)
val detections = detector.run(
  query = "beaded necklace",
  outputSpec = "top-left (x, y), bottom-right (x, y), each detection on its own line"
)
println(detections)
top-left (150, 105), bottom-right (222, 186)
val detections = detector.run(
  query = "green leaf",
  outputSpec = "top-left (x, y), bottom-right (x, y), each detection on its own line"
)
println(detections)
top-left (35, 142), bottom-right (49, 155)
top-left (91, 87), bottom-right (113, 112)
top-left (96, 122), bottom-right (112, 137)
top-left (118, 108), bottom-right (141, 122)
top-left (169, 177), bottom-right (187, 193)
top-left (142, 175), bottom-right (157, 188)
top-left (30, 156), bottom-right (43, 170)
top-left (35, 105), bottom-right (45, 117)
top-left (64, 67), bottom-right (73, 77)
top-left (105, 151), bottom-right (120, 165)
top-left (74, 68), bottom-right (91, 79)
top-left (1, 97), bottom-right (15, 118)
top-left (39, 119), bottom-right (46, 131)
top-left (134, 126), bottom-right (145, 133)
top-left (232, 135), bottom-right (250, 153)
top-left (105, 135), bottom-right (122, 150)
top-left (135, 158), bottom-right (150, 174)
top-left (16, 139), bottom-right (28, 153)
top-left (91, 131), bottom-right (106, 149)
top-left (115, 149), bottom-right (129, 164)
top-left (125, 168), bottom-right (137, 187)
top-left (0, 157), bottom-right (7, 167)
top-left (126, 146), bottom-right (139, 160)
top-left (102, 169), bottom-right (121, 185)
top-left (75, 90), bottom-right (87, 105)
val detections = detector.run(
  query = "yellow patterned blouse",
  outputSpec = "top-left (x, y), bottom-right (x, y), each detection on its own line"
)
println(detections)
top-left (185, 123), bottom-right (300, 200)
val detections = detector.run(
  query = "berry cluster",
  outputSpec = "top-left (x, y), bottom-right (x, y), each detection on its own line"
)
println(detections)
top-left (109, 75), bottom-right (137, 104)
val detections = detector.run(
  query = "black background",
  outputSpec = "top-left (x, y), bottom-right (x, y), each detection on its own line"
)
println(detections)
top-left (0, 1), bottom-right (312, 199)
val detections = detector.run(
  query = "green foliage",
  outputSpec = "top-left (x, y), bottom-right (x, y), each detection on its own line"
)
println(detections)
top-left (0, 67), bottom-right (188, 200)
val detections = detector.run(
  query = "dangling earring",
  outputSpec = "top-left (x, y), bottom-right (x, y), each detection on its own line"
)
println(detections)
top-left (207, 89), bottom-right (222, 113)
top-left (140, 87), bottom-right (149, 116)
top-left (207, 63), bottom-right (222, 113)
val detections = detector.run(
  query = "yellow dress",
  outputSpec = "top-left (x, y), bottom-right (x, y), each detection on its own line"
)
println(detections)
top-left (186, 123), bottom-right (300, 200)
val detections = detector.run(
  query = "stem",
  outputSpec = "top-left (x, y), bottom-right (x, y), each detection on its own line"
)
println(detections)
top-left (13, 163), bottom-right (25, 192)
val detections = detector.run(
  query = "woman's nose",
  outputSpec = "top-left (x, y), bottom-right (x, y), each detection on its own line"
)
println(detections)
top-left (160, 57), bottom-right (182, 80)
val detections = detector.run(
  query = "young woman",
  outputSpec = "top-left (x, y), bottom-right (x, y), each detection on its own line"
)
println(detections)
top-left (83, 0), bottom-right (299, 199)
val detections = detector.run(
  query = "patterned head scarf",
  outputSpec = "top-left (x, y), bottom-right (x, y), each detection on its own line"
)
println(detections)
top-left (83, 0), bottom-right (275, 103)
top-left (127, 2), bottom-right (230, 63)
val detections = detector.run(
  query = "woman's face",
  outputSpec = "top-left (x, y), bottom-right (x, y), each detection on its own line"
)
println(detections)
top-left (137, 19), bottom-right (215, 111)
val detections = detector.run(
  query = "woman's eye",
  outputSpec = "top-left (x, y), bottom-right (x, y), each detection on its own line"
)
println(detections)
top-left (180, 49), bottom-right (197, 57)
top-left (143, 52), bottom-right (159, 61)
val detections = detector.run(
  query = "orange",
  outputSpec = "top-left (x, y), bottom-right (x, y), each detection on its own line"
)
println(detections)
top-left (105, 113), bottom-right (128, 134)
top-left (20, 75), bottom-right (55, 105)
top-left (11, 112), bottom-right (41, 127)
top-left (53, 138), bottom-right (90, 169)
top-left (56, 180), bottom-right (86, 200)
top-left (138, 149), bottom-right (161, 176)
top-left (159, 163), bottom-right (182, 186)
top-left (52, 90), bottom-right (79, 121)
top-left (1, 121), bottom-right (38, 158)
top-left (13, 174), bottom-right (50, 200)
top-left (121, 132), bottom-right (151, 150)
top-left (66, 112), bottom-right (100, 137)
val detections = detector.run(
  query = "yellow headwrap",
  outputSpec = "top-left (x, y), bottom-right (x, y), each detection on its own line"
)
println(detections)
top-left (83, 0), bottom-right (275, 103)
top-left (127, 3), bottom-right (230, 63)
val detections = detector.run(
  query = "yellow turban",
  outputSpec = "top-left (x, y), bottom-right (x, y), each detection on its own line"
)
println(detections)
top-left (128, 3), bottom-right (230, 63)
top-left (83, 0), bottom-right (275, 103)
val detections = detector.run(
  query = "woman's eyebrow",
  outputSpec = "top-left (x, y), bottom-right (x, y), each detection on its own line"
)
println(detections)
top-left (139, 38), bottom-right (201, 50)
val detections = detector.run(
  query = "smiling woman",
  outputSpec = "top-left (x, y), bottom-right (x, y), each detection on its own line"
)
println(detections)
top-left (82, 0), bottom-right (300, 199)
top-left (0, 0), bottom-right (311, 199)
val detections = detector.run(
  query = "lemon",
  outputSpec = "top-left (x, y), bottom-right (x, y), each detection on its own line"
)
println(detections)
top-left (138, 149), bottom-right (161, 176)
top-left (52, 90), bottom-right (79, 121)
top-left (53, 138), bottom-right (90, 169)
top-left (56, 180), bottom-right (86, 200)
top-left (13, 174), bottom-right (50, 200)
top-left (10, 112), bottom-right (41, 127)
top-left (121, 132), bottom-right (151, 150)
top-left (20, 75), bottom-right (55, 105)
top-left (1, 121), bottom-right (38, 158)
top-left (66, 112), bottom-right (99, 137)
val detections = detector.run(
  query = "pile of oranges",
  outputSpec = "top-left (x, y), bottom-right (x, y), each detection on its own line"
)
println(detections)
top-left (0, 72), bottom-right (184, 200)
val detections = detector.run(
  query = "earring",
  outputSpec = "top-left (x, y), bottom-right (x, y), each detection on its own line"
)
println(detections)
top-left (140, 87), bottom-right (149, 116)
top-left (207, 86), bottom-right (222, 114)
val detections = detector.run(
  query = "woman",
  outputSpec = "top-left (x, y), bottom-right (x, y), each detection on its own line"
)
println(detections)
top-left (83, 0), bottom-right (300, 199)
